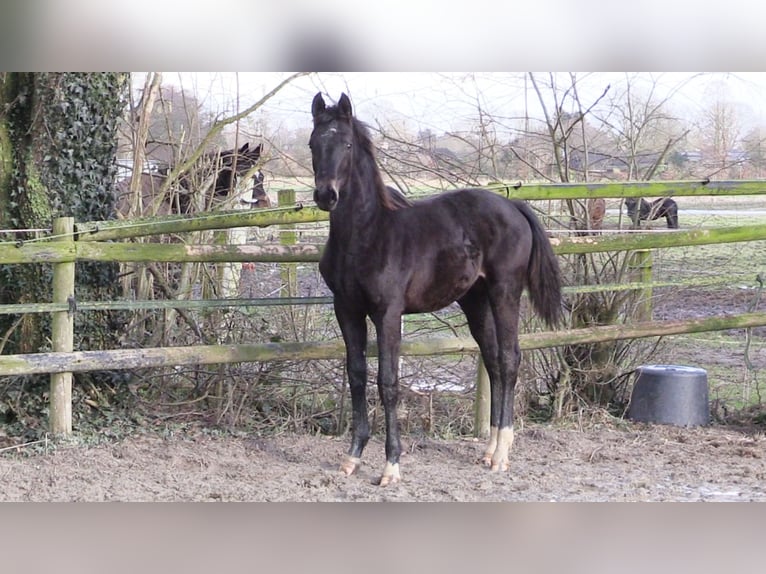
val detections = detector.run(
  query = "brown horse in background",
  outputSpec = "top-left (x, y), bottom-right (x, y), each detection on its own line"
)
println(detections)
top-left (115, 142), bottom-right (268, 217)
top-left (587, 197), bottom-right (606, 233)
top-left (114, 142), bottom-right (270, 305)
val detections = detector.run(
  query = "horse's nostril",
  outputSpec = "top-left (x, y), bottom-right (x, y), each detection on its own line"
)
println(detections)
top-left (313, 186), bottom-right (339, 211)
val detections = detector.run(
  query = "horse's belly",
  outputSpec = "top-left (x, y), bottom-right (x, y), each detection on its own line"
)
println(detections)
top-left (404, 253), bottom-right (481, 313)
top-left (404, 283), bottom-right (474, 313)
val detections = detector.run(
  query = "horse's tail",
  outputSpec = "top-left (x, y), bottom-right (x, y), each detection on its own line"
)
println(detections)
top-left (516, 201), bottom-right (563, 328)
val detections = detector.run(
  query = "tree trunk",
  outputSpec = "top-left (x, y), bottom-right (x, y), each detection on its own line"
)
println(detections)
top-left (0, 73), bottom-right (54, 354)
top-left (0, 72), bottom-right (128, 374)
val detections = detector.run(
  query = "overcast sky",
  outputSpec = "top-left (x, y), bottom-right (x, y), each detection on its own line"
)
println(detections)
top-left (140, 72), bottom-right (766, 136)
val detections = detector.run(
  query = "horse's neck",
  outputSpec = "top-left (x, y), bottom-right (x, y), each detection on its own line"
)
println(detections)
top-left (329, 156), bottom-right (387, 247)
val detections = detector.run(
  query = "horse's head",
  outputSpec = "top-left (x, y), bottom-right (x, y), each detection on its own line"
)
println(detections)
top-left (214, 142), bottom-right (263, 198)
top-left (247, 169), bottom-right (271, 208)
top-left (309, 92), bottom-right (355, 212)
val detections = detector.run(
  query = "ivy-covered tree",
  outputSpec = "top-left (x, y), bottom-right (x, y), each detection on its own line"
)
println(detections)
top-left (0, 73), bottom-right (128, 391)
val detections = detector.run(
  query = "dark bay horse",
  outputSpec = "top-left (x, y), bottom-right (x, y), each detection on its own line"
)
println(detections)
top-left (195, 142), bottom-right (270, 209)
top-left (116, 142), bottom-right (268, 217)
top-left (625, 197), bottom-right (679, 229)
top-left (310, 93), bottom-right (563, 485)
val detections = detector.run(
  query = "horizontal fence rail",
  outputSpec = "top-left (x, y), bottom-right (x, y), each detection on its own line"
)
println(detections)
top-left (6, 276), bottom-right (751, 315)
top-left (76, 204), bottom-right (323, 241)
top-left (4, 223), bottom-right (766, 265)
top-left (0, 297), bottom-right (336, 315)
top-left (482, 179), bottom-right (766, 201)
top-left (1, 312), bottom-right (765, 377)
top-left (71, 179), bottom-right (766, 241)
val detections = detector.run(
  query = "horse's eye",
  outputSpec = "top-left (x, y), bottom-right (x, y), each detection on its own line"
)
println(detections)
top-left (346, 143), bottom-right (352, 150)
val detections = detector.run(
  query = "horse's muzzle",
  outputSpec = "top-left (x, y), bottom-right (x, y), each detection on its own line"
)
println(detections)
top-left (313, 184), bottom-right (339, 212)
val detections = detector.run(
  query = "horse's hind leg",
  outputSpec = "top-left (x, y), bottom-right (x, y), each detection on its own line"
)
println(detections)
top-left (486, 279), bottom-right (523, 472)
top-left (459, 282), bottom-right (514, 471)
top-left (335, 305), bottom-right (369, 476)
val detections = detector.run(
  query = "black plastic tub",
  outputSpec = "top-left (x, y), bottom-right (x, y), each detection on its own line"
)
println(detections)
top-left (627, 364), bottom-right (709, 427)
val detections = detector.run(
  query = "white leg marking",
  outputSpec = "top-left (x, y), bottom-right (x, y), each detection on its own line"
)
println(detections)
top-left (482, 426), bottom-right (499, 467)
top-left (379, 462), bottom-right (401, 486)
top-left (340, 456), bottom-right (361, 476)
top-left (490, 427), bottom-right (514, 472)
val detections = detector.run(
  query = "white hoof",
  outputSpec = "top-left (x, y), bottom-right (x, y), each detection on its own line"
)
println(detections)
top-left (483, 426), bottom-right (514, 472)
top-left (340, 456), bottom-right (361, 476)
top-left (378, 462), bottom-right (401, 486)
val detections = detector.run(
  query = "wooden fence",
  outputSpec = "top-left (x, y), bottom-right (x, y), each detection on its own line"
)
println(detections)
top-left (2, 179), bottom-right (766, 436)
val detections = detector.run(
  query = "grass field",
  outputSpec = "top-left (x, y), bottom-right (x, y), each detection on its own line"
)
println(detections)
top-left (646, 207), bottom-right (766, 415)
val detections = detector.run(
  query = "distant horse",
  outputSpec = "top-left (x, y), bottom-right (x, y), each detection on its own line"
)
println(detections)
top-left (194, 142), bottom-right (269, 210)
top-left (245, 169), bottom-right (271, 208)
top-left (115, 142), bottom-right (268, 300)
top-left (116, 142), bottom-right (268, 216)
top-left (587, 197), bottom-right (606, 233)
top-left (310, 92), bottom-right (563, 485)
top-left (625, 197), bottom-right (679, 229)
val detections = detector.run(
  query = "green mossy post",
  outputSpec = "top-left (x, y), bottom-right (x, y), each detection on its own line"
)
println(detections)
top-left (50, 217), bottom-right (75, 436)
top-left (278, 189), bottom-right (298, 297)
top-left (628, 249), bottom-right (654, 321)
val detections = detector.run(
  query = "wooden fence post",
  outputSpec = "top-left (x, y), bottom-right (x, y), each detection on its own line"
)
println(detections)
top-left (50, 217), bottom-right (75, 436)
top-left (628, 249), bottom-right (654, 321)
top-left (278, 189), bottom-right (298, 297)
top-left (474, 357), bottom-right (490, 438)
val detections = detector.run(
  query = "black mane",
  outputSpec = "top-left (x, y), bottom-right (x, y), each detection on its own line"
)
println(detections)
top-left (318, 103), bottom-right (412, 211)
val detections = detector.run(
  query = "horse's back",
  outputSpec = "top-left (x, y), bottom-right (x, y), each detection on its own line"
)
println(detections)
top-left (416, 187), bottom-right (531, 224)
top-left (115, 173), bottom-right (171, 217)
top-left (405, 188), bottom-right (544, 281)
top-left (413, 188), bottom-right (541, 250)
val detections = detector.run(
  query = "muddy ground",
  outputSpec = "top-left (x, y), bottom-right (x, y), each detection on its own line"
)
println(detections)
top-left (2, 420), bottom-right (766, 501)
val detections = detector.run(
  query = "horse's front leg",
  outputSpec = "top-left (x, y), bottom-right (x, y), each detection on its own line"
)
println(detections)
top-left (335, 306), bottom-right (369, 476)
top-left (373, 309), bottom-right (404, 486)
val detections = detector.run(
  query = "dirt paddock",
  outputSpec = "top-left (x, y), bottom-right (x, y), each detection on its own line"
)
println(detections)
top-left (1, 419), bottom-right (765, 501)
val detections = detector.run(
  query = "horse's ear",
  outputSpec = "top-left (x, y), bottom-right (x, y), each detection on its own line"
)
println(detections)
top-left (238, 143), bottom-right (249, 153)
top-left (338, 93), bottom-right (352, 118)
top-left (253, 143), bottom-right (262, 156)
top-left (312, 93), bottom-right (326, 118)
